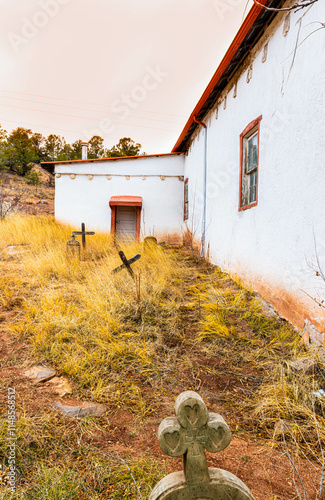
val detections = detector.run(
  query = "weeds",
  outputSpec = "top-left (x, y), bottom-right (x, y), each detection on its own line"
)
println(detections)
top-left (0, 215), bottom-right (323, 498)
top-left (0, 216), bottom-right (192, 414)
top-left (0, 409), bottom-right (164, 499)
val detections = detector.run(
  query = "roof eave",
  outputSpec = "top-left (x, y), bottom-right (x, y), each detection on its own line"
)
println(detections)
top-left (172, 0), bottom-right (285, 153)
top-left (41, 152), bottom-right (183, 174)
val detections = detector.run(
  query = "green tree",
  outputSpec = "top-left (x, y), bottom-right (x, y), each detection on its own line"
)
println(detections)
top-left (0, 126), bottom-right (7, 147)
top-left (88, 135), bottom-right (105, 159)
top-left (0, 126), bottom-right (8, 172)
top-left (44, 134), bottom-right (65, 161)
top-left (71, 140), bottom-right (82, 160)
top-left (31, 132), bottom-right (45, 163)
top-left (57, 143), bottom-right (74, 161)
top-left (1, 128), bottom-right (37, 175)
top-left (107, 137), bottom-right (142, 158)
top-left (26, 168), bottom-right (42, 194)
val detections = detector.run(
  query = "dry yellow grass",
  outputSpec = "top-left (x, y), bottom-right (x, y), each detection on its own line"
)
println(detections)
top-left (0, 215), bottom-right (192, 414)
top-left (189, 275), bottom-right (325, 468)
top-left (0, 215), bottom-right (324, 498)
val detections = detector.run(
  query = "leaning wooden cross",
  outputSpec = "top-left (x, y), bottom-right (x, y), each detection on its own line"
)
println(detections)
top-left (72, 222), bottom-right (95, 249)
top-left (149, 391), bottom-right (255, 500)
top-left (112, 251), bottom-right (141, 278)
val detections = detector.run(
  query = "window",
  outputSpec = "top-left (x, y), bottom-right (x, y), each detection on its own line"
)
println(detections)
top-left (184, 178), bottom-right (189, 220)
top-left (239, 115), bottom-right (262, 210)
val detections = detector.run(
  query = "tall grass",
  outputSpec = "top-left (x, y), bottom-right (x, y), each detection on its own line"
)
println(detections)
top-left (0, 409), bottom-right (165, 499)
top-left (191, 271), bottom-right (325, 486)
top-left (0, 215), bottom-right (191, 413)
top-left (1, 215), bottom-right (323, 498)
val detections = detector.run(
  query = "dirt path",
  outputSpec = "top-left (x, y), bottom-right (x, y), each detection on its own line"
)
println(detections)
top-left (0, 251), bottom-right (322, 499)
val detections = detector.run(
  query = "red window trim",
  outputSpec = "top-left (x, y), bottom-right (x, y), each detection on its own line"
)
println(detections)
top-left (184, 178), bottom-right (189, 221)
top-left (239, 115), bottom-right (262, 211)
top-left (109, 196), bottom-right (142, 242)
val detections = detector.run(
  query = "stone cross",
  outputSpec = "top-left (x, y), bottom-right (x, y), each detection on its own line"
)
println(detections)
top-left (149, 391), bottom-right (255, 500)
top-left (66, 234), bottom-right (81, 260)
top-left (112, 250), bottom-right (141, 278)
top-left (72, 222), bottom-right (95, 249)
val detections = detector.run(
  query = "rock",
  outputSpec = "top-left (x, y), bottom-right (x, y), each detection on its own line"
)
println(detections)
top-left (301, 320), bottom-right (324, 347)
top-left (6, 246), bottom-right (17, 253)
top-left (273, 419), bottom-right (293, 439)
top-left (254, 295), bottom-right (279, 319)
top-left (53, 401), bottom-right (106, 418)
top-left (5, 244), bottom-right (29, 256)
top-left (47, 376), bottom-right (72, 397)
top-left (313, 389), bottom-right (325, 399)
top-left (24, 365), bottom-right (56, 382)
top-left (289, 357), bottom-right (317, 375)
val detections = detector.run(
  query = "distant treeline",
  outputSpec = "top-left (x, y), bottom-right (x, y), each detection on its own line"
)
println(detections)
top-left (0, 126), bottom-right (142, 176)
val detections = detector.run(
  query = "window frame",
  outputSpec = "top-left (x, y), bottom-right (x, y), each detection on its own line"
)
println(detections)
top-left (239, 115), bottom-right (262, 211)
top-left (184, 178), bottom-right (189, 221)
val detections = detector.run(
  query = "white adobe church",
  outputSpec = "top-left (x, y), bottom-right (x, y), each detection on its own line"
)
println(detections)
top-left (43, 0), bottom-right (325, 338)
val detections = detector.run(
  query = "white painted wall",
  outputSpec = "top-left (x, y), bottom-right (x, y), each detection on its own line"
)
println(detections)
top-left (184, 0), bottom-right (325, 330)
top-left (55, 154), bottom-right (185, 241)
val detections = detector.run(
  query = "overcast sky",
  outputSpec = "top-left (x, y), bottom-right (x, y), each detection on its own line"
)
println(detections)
top-left (0, 0), bottom-right (253, 154)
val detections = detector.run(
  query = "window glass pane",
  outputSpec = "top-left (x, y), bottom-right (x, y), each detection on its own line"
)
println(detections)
top-left (184, 202), bottom-right (189, 220)
top-left (247, 133), bottom-right (258, 172)
top-left (184, 181), bottom-right (189, 219)
top-left (249, 170), bottom-right (257, 203)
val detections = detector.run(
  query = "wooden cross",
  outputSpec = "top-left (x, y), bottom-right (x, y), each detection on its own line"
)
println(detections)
top-left (72, 222), bottom-right (95, 249)
top-left (112, 251), bottom-right (141, 277)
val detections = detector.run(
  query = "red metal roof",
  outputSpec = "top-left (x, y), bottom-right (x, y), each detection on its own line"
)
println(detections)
top-left (109, 196), bottom-right (142, 207)
top-left (41, 152), bottom-right (183, 174)
top-left (172, 0), bottom-right (279, 152)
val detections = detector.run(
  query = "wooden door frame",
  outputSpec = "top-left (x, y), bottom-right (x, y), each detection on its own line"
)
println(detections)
top-left (109, 197), bottom-right (142, 242)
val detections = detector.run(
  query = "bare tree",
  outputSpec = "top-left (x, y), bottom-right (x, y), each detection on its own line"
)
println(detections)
top-left (253, 0), bottom-right (318, 13)
top-left (0, 173), bottom-right (29, 219)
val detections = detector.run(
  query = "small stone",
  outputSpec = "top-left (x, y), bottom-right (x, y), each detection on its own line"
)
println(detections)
top-left (289, 357), bottom-right (317, 375)
top-left (53, 401), bottom-right (106, 418)
top-left (313, 389), bottom-right (325, 399)
top-left (47, 376), bottom-right (72, 397)
top-left (273, 419), bottom-right (293, 439)
top-left (255, 295), bottom-right (278, 319)
top-left (24, 365), bottom-right (56, 382)
top-left (302, 320), bottom-right (324, 347)
top-left (5, 244), bottom-right (29, 258)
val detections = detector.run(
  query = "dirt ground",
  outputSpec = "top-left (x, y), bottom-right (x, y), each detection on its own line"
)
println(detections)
top-left (0, 257), bottom-right (322, 499)
top-left (0, 170), bottom-right (54, 217)
top-left (0, 189), bottom-right (323, 498)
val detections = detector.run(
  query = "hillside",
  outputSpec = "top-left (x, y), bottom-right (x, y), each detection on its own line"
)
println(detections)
top-left (0, 169), bottom-right (54, 218)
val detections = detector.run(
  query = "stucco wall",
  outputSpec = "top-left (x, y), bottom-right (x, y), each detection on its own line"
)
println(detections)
top-left (184, 0), bottom-right (325, 331)
top-left (55, 154), bottom-right (185, 242)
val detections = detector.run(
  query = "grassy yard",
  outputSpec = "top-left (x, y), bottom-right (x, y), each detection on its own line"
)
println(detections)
top-left (0, 215), bottom-right (324, 499)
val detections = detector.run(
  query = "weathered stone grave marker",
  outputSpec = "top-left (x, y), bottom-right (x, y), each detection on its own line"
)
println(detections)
top-left (72, 222), bottom-right (95, 250)
top-left (66, 233), bottom-right (81, 260)
top-left (144, 237), bottom-right (165, 251)
top-left (149, 391), bottom-right (255, 500)
top-left (112, 250), bottom-right (141, 278)
top-left (144, 236), bottom-right (158, 250)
